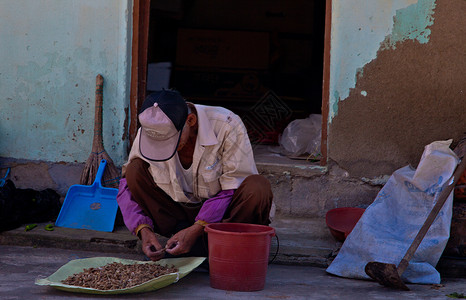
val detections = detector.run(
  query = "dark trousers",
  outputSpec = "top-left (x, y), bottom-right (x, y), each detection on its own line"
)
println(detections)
top-left (125, 158), bottom-right (273, 237)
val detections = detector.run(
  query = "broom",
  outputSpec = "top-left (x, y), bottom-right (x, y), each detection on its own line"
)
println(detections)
top-left (80, 74), bottom-right (120, 188)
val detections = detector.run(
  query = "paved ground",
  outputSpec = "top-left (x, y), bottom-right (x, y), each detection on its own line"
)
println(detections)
top-left (1, 245), bottom-right (465, 300)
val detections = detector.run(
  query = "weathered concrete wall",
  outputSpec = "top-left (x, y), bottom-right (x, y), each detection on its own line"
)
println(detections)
top-left (261, 163), bottom-right (381, 219)
top-left (2, 157), bottom-right (382, 219)
top-left (5, 0), bottom-right (462, 230)
top-left (328, 0), bottom-right (466, 178)
top-left (0, 158), bottom-right (84, 196)
top-left (0, 0), bottom-right (132, 166)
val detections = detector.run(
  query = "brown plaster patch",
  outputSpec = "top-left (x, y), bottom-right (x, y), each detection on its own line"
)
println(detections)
top-left (329, 0), bottom-right (466, 178)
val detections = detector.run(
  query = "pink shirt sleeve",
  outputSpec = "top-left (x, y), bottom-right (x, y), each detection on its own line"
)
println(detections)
top-left (116, 178), bottom-right (154, 235)
top-left (195, 189), bottom-right (235, 223)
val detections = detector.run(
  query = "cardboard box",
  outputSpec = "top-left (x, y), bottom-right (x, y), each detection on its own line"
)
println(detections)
top-left (184, 0), bottom-right (314, 35)
top-left (171, 67), bottom-right (270, 98)
top-left (146, 62), bottom-right (172, 91)
top-left (277, 38), bottom-right (313, 74)
top-left (175, 29), bottom-right (270, 70)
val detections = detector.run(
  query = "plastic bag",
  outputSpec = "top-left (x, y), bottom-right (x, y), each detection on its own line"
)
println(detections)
top-left (0, 179), bottom-right (22, 231)
top-left (279, 114), bottom-right (322, 157)
top-left (0, 179), bottom-right (61, 232)
top-left (326, 140), bottom-right (458, 284)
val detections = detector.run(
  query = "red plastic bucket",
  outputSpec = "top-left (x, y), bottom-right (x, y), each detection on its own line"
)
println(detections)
top-left (205, 223), bottom-right (275, 291)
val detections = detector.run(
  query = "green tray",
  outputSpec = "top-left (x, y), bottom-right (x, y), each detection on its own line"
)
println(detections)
top-left (35, 256), bottom-right (206, 295)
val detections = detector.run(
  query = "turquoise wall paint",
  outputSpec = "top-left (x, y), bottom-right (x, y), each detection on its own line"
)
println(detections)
top-left (329, 0), bottom-right (437, 122)
top-left (0, 0), bottom-right (132, 166)
top-left (384, 0), bottom-right (436, 48)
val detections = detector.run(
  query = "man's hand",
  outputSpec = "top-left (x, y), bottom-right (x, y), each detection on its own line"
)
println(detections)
top-left (140, 227), bottom-right (165, 261)
top-left (165, 223), bottom-right (204, 256)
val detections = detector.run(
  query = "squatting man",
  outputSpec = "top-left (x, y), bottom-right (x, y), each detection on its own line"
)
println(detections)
top-left (117, 90), bottom-right (274, 261)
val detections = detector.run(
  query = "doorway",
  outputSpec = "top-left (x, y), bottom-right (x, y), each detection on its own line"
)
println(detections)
top-left (130, 0), bottom-right (329, 164)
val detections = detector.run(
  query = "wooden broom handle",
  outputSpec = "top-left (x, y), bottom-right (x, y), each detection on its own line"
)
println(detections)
top-left (397, 156), bottom-right (466, 274)
top-left (91, 74), bottom-right (104, 152)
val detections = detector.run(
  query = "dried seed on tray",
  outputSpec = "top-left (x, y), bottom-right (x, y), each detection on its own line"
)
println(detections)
top-left (62, 262), bottom-right (178, 290)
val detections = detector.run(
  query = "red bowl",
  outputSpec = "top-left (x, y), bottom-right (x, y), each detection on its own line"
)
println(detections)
top-left (325, 207), bottom-right (365, 242)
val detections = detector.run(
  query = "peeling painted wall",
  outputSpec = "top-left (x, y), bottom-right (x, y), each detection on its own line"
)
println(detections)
top-left (328, 0), bottom-right (466, 178)
top-left (0, 0), bottom-right (132, 166)
top-left (329, 0), bottom-right (435, 121)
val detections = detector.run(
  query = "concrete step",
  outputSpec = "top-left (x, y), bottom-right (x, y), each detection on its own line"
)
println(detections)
top-left (270, 217), bottom-right (336, 267)
top-left (0, 217), bottom-right (337, 268)
top-left (1, 220), bottom-right (463, 278)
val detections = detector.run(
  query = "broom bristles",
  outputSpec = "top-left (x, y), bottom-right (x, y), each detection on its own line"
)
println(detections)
top-left (80, 151), bottom-right (121, 188)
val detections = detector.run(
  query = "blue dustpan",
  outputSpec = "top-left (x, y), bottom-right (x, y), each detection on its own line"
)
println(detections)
top-left (55, 159), bottom-right (119, 232)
